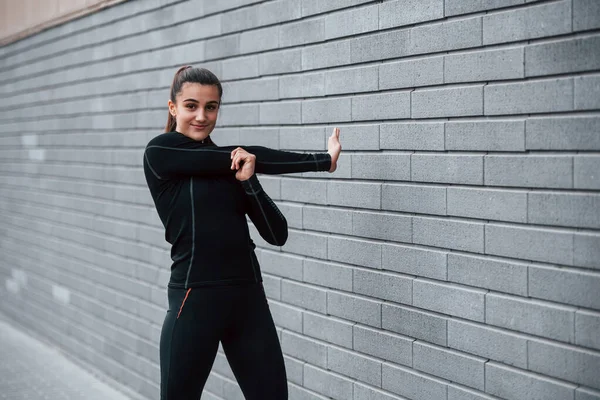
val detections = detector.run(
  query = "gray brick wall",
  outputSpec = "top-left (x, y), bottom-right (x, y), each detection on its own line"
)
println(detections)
top-left (0, 0), bottom-right (599, 399)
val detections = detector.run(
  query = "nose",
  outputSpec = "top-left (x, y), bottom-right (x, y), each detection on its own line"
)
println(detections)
top-left (195, 110), bottom-right (207, 122)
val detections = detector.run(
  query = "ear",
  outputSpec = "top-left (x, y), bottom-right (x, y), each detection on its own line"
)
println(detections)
top-left (168, 100), bottom-right (176, 116)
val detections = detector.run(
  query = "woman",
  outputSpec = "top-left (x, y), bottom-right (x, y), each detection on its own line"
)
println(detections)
top-left (143, 66), bottom-right (342, 399)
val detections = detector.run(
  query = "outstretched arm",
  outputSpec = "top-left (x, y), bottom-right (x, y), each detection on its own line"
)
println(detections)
top-left (144, 131), bottom-right (340, 180)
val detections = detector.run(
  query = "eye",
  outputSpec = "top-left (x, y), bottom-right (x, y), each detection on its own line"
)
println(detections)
top-left (186, 104), bottom-right (196, 110)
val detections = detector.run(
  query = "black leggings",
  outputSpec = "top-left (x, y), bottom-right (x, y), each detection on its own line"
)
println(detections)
top-left (160, 282), bottom-right (287, 399)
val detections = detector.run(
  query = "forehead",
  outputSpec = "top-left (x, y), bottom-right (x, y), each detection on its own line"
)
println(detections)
top-left (177, 82), bottom-right (220, 102)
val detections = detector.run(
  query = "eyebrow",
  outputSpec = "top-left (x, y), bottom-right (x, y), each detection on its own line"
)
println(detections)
top-left (183, 99), bottom-right (220, 104)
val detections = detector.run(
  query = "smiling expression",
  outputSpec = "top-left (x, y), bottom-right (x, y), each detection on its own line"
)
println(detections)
top-left (168, 82), bottom-right (221, 141)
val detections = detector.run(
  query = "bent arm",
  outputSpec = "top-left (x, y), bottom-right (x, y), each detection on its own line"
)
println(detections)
top-left (241, 174), bottom-right (288, 246)
top-left (144, 133), bottom-right (331, 180)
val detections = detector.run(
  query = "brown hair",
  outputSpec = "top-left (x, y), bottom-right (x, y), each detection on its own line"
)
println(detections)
top-left (165, 66), bottom-right (224, 134)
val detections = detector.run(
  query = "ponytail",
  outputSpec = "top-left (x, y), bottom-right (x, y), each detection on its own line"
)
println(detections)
top-left (164, 65), bottom-right (223, 135)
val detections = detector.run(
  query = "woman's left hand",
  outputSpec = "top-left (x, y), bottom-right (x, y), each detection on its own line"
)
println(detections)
top-left (230, 147), bottom-right (256, 181)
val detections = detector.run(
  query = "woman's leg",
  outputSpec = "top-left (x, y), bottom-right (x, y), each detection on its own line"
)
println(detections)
top-left (221, 283), bottom-right (288, 400)
top-left (160, 287), bottom-right (222, 400)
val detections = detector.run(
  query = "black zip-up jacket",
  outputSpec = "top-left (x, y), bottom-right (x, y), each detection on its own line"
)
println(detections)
top-left (143, 132), bottom-right (332, 288)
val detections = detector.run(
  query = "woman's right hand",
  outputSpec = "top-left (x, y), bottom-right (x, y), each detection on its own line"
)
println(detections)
top-left (231, 147), bottom-right (256, 181)
top-left (327, 127), bottom-right (342, 173)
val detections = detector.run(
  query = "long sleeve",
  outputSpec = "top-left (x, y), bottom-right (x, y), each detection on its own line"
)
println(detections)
top-left (144, 132), bottom-right (331, 180)
top-left (240, 174), bottom-right (288, 246)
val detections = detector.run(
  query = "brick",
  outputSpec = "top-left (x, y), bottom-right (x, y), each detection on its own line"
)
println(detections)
top-left (328, 346), bottom-right (381, 386)
top-left (282, 331), bottom-right (327, 368)
top-left (447, 119), bottom-right (525, 151)
top-left (574, 0), bottom-right (600, 31)
top-left (352, 91), bottom-right (411, 121)
top-left (259, 48), bottom-right (302, 75)
top-left (380, 0), bottom-right (444, 29)
top-left (334, 124), bottom-right (379, 151)
top-left (284, 355), bottom-right (303, 385)
top-left (301, 0), bottom-right (373, 16)
top-left (445, 0), bottom-right (522, 16)
top-left (325, 4), bottom-right (378, 39)
top-left (379, 56), bottom-right (444, 90)
top-left (486, 293), bottom-right (576, 342)
top-left (527, 116), bottom-right (600, 151)
top-left (529, 339), bottom-right (600, 390)
top-left (446, 47), bottom-right (524, 83)
top-left (381, 122), bottom-right (445, 151)
top-left (284, 230), bottom-right (328, 259)
top-left (412, 154), bottom-right (483, 185)
top-left (351, 153), bottom-right (411, 181)
top-left (448, 253), bottom-right (528, 296)
top-left (260, 101), bottom-right (302, 125)
top-left (259, 0), bottom-right (302, 25)
top-left (205, 34), bottom-right (240, 60)
top-left (529, 265), bottom-right (600, 310)
top-left (354, 383), bottom-right (405, 400)
top-left (219, 104), bottom-right (259, 126)
top-left (280, 17), bottom-right (325, 47)
top-left (448, 385), bottom-right (499, 400)
top-left (303, 205), bottom-right (352, 235)
top-left (303, 259), bottom-right (353, 291)
top-left (382, 243), bottom-right (447, 280)
top-left (277, 203), bottom-right (302, 228)
top-left (382, 363), bottom-right (448, 400)
top-left (325, 65), bottom-right (378, 95)
top-left (486, 224), bottom-right (574, 266)
top-left (414, 279), bottom-right (486, 321)
top-left (577, 387), bottom-right (600, 400)
top-left (204, 0), bottom-right (262, 15)
top-left (302, 98), bottom-right (352, 124)
top-left (449, 319), bottom-right (528, 368)
top-left (412, 85), bottom-right (484, 118)
top-left (382, 303), bottom-right (447, 346)
top-left (270, 301), bottom-right (303, 332)
top-left (526, 35), bottom-right (600, 77)
top-left (575, 75), bottom-right (600, 110)
top-left (485, 155), bottom-right (573, 188)
top-left (282, 280), bottom-right (327, 313)
top-left (483, 1), bottom-right (572, 45)
top-left (414, 341), bottom-right (485, 391)
top-left (448, 187), bottom-right (527, 223)
top-left (262, 275), bottom-right (281, 300)
top-left (302, 39), bottom-right (352, 70)
top-left (352, 210), bottom-right (412, 243)
top-left (575, 233), bottom-right (600, 269)
top-left (238, 127), bottom-right (279, 147)
top-left (281, 178), bottom-right (327, 204)
top-left (303, 364), bottom-right (354, 400)
top-left (327, 291), bottom-right (381, 328)
top-left (410, 16), bottom-right (482, 54)
top-left (288, 384), bottom-right (329, 400)
top-left (486, 362), bottom-right (577, 400)
top-left (221, 5), bottom-right (260, 33)
top-left (414, 217), bottom-right (484, 253)
top-left (279, 127), bottom-right (326, 150)
top-left (350, 30), bottom-right (411, 64)
top-left (327, 181), bottom-right (381, 209)
top-left (575, 156), bottom-right (600, 190)
top-left (577, 310), bottom-right (600, 350)
top-left (353, 325), bottom-right (413, 367)
top-left (303, 311), bottom-right (353, 348)
top-left (354, 268), bottom-right (412, 304)
top-left (529, 192), bottom-right (600, 229)
top-left (328, 236), bottom-right (381, 269)
top-left (224, 77), bottom-right (279, 102)
top-left (221, 55), bottom-right (259, 80)
top-left (382, 183), bottom-right (446, 215)
top-left (485, 78), bottom-right (574, 115)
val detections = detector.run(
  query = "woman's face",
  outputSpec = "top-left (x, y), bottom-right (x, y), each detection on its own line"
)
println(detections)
top-left (169, 82), bottom-right (220, 141)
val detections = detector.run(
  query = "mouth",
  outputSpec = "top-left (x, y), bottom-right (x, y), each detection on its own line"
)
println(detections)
top-left (191, 124), bottom-right (208, 129)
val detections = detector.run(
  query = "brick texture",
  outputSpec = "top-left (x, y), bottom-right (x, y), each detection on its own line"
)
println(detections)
top-left (1, 1), bottom-right (598, 399)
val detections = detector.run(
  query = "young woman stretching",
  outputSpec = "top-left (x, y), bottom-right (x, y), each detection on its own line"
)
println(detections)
top-left (143, 66), bottom-right (342, 399)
